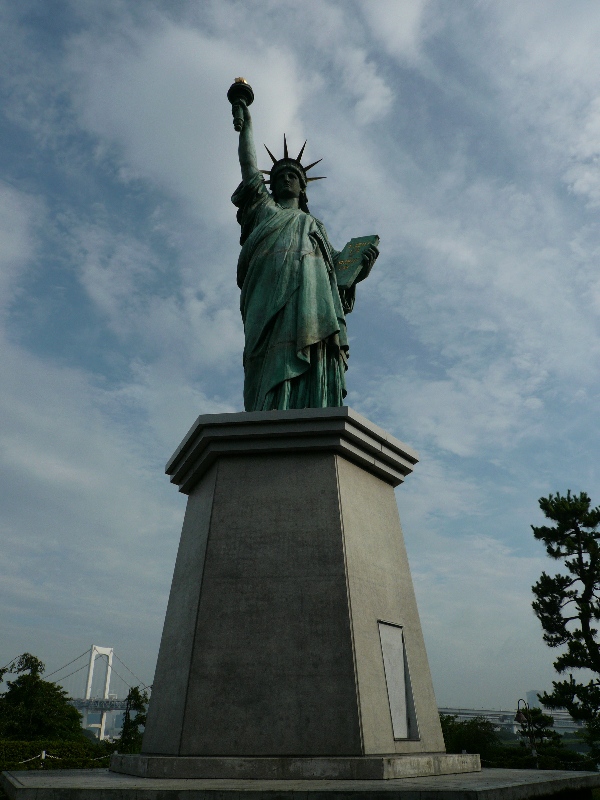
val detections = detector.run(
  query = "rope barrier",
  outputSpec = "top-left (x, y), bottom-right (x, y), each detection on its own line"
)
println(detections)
top-left (2, 751), bottom-right (112, 766)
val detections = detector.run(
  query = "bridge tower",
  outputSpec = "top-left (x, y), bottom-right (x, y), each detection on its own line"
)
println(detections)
top-left (83, 645), bottom-right (114, 740)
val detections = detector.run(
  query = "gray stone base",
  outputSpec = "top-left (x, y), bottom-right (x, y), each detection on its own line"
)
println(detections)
top-left (110, 752), bottom-right (480, 780)
top-left (3, 768), bottom-right (600, 800)
top-left (144, 409), bottom-right (445, 759)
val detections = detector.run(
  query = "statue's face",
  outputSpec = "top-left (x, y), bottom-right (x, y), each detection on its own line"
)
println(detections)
top-left (273, 169), bottom-right (302, 200)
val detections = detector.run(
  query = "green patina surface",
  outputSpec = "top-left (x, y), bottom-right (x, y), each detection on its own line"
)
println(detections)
top-left (229, 81), bottom-right (378, 412)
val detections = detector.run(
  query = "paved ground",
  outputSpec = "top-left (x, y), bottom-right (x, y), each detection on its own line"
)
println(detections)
top-left (2, 767), bottom-right (600, 799)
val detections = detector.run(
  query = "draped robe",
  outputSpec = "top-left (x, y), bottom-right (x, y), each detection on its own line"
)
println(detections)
top-left (233, 172), bottom-right (353, 412)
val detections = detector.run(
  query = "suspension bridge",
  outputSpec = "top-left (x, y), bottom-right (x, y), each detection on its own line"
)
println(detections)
top-left (41, 645), bottom-right (151, 740)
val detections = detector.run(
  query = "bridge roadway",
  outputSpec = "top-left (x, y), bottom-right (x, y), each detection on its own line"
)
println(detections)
top-left (69, 698), bottom-right (128, 711)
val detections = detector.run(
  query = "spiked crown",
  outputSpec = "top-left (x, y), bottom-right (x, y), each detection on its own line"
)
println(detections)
top-left (262, 135), bottom-right (326, 188)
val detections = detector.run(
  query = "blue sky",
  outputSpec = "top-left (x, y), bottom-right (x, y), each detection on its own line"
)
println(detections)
top-left (3, 0), bottom-right (600, 709)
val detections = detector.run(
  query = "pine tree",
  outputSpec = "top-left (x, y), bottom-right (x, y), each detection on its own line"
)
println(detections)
top-left (517, 706), bottom-right (562, 749)
top-left (531, 491), bottom-right (600, 758)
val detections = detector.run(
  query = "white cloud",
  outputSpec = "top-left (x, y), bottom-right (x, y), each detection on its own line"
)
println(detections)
top-left (565, 97), bottom-right (600, 207)
top-left (449, 3), bottom-right (600, 210)
top-left (410, 531), bottom-right (555, 707)
top-left (337, 47), bottom-right (394, 124)
top-left (100, 358), bottom-right (238, 455)
top-left (70, 218), bottom-right (245, 380)
top-left (66, 20), bottom-right (305, 225)
top-left (75, 223), bottom-right (166, 336)
top-left (0, 329), bottom-right (186, 679)
top-left (360, 0), bottom-right (431, 62)
top-left (0, 182), bottom-right (40, 309)
top-left (377, 363), bottom-right (543, 459)
top-left (396, 452), bottom-right (486, 538)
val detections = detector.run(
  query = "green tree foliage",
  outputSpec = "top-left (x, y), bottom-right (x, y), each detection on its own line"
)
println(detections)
top-left (440, 714), bottom-right (500, 761)
top-left (489, 742), bottom-right (591, 771)
top-left (517, 706), bottom-right (562, 749)
top-left (531, 491), bottom-right (600, 759)
top-left (440, 711), bottom-right (593, 770)
top-left (0, 654), bottom-right (45, 682)
top-left (0, 653), bottom-right (83, 741)
top-left (117, 686), bottom-right (148, 754)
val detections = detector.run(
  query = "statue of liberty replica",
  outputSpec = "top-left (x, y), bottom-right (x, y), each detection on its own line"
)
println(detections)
top-left (4, 78), bottom-right (507, 794)
top-left (107, 78), bottom-right (469, 786)
top-left (228, 78), bottom-right (379, 411)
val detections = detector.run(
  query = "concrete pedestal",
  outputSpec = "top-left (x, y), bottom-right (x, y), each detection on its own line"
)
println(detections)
top-left (114, 408), bottom-right (476, 779)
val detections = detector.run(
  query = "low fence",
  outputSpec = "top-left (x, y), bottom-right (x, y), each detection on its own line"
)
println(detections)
top-left (0, 741), bottom-right (112, 771)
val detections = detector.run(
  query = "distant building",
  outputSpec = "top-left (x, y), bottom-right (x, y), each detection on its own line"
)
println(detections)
top-left (526, 689), bottom-right (544, 708)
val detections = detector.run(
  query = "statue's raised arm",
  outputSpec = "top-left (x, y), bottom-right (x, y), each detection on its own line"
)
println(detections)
top-left (237, 102), bottom-right (258, 184)
top-left (228, 79), bottom-right (379, 412)
top-left (227, 78), bottom-right (258, 183)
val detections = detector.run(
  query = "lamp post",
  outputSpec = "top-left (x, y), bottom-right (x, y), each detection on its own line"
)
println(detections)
top-left (515, 699), bottom-right (539, 769)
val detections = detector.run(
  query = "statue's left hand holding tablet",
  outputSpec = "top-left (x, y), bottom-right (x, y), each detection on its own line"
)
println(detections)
top-left (358, 243), bottom-right (379, 282)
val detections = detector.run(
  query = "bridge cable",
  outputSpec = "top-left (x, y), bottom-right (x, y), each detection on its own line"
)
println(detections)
top-left (107, 660), bottom-right (150, 692)
top-left (84, 653), bottom-right (146, 693)
top-left (113, 653), bottom-right (148, 688)
top-left (45, 649), bottom-right (90, 679)
top-left (50, 662), bottom-right (89, 684)
top-left (1, 656), bottom-right (22, 671)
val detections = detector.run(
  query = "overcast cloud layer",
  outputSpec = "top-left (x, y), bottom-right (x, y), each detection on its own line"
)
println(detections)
top-left (2, 0), bottom-right (600, 709)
